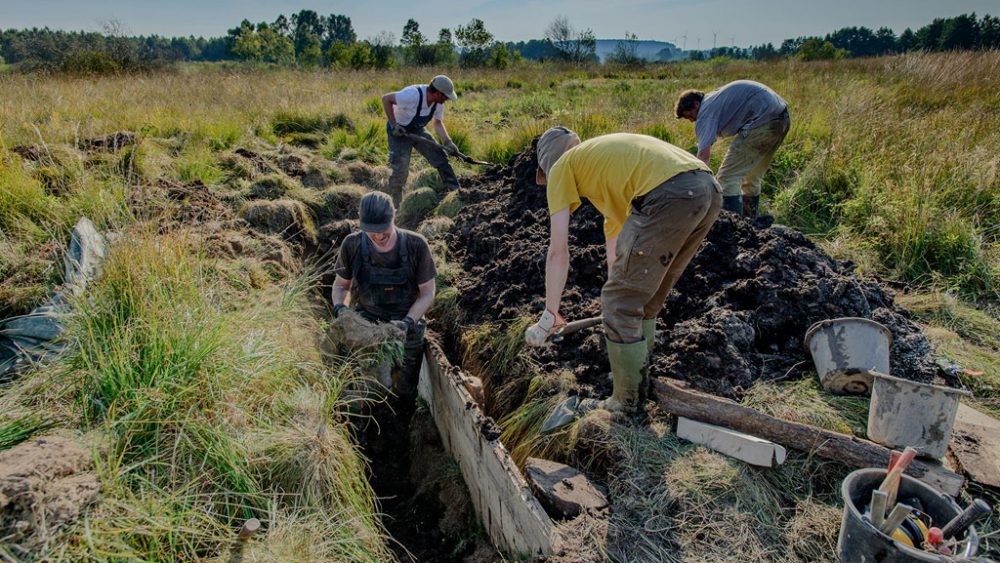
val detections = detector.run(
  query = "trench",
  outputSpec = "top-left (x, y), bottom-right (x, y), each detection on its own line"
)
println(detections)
top-left (305, 143), bottom-right (961, 561)
top-left (313, 268), bottom-right (509, 562)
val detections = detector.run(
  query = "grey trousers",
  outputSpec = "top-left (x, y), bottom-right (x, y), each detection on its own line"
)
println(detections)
top-left (602, 170), bottom-right (722, 343)
top-left (386, 128), bottom-right (460, 207)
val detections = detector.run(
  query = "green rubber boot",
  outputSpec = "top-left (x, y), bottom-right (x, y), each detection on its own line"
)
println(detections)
top-left (642, 319), bottom-right (656, 355)
top-left (605, 338), bottom-right (649, 414)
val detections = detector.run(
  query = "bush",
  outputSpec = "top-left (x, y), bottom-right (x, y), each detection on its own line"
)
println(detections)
top-left (59, 50), bottom-right (121, 75)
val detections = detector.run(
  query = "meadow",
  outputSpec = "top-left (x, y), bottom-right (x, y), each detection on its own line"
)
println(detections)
top-left (0, 52), bottom-right (998, 561)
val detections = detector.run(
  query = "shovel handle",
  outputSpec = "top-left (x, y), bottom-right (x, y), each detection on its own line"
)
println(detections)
top-left (401, 132), bottom-right (494, 166)
top-left (548, 316), bottom-right (602, 343)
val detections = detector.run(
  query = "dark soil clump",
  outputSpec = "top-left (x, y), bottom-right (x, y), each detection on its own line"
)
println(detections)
top-left (446, 147), bottom-right (942, 402)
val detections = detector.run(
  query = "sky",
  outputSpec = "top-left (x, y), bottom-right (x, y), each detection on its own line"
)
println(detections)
top-left (2, 0), bottom-right (996, 47)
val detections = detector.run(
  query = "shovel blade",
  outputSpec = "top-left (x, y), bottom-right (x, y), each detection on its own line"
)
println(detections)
top-left (541, 396), bottom-right (582, 434)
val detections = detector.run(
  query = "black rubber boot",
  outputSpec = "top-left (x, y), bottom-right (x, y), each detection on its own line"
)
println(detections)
top-left (722, 195), bottom-right (743, 215)
top-left (744, 195), bottom-right (760, 221)
top-left (393, 320), bottom-right (426, 402)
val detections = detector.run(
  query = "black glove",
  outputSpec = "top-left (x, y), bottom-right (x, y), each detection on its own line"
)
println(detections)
top-left (333, 304), bottom-right (347, 318)
top-left (391, 316), bottom-right (417, 333)
top-left (392, 123), bottom-right (407, 137)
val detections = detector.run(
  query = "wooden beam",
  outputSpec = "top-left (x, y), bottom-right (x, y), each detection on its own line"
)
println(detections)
top-left (652, 377), bottom-right (965, 496)
top-left (419, 336), bottom-right (562, 556)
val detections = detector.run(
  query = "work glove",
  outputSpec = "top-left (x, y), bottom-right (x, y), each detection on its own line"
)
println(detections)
top-left (392, 123), bottom-right (407, 137)
top-left (524, 309), bottom-right (566, 347)
top-left (391, 316), bottom-right (417, 334)
top-left (333, 304), bottom-right (348, 318)
top-left (442, 140), bottom-right (460, 156)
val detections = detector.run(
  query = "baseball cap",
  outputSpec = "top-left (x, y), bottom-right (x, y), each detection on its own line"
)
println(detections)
top-left (535, 126), bottom-right (581, 185)
top-left (359, 191), bottom-right (395, 232)
top-left (431, 75), bottom-right (458, 101)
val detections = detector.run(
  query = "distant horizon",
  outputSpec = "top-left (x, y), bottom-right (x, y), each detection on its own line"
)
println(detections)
top-left (2, 1), bottom-right (995, 48)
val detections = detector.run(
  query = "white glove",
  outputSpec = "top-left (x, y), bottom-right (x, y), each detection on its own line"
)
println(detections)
top-left (524, 309), bottom-right (566, 347)
top-left (392, 123), bottom-right (407, 137)
top-left (443, 140), bottom-right (460, 156)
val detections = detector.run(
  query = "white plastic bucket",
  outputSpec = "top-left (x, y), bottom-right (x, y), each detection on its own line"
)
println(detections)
top-left (805, 317), bottom-right (891, 395)
top-left (868, 372), bottom-right (969, 459)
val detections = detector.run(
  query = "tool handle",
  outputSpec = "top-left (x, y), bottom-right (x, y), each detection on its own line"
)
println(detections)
top-left (941, 498), bottom-right (991, 539)
top-left (878, 447), bottom-right (917, 507)
top-left (238, 518), bottom-right (261, 541)
top-left (880, 503), bottom-right (913, 535)
top-left (869, 490), bottom-right (888, 529)
top-left (561, 316), bottom-right (602, 335)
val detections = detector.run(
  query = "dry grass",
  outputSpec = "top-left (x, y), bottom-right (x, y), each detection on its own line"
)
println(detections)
top-left (2, 53), bottom-right (999, 561)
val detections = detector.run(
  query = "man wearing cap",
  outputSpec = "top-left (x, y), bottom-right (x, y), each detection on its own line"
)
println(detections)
top-left (382, 75), bottom-right (461, 207)
top-left (526, 128), bottom-right (722, 426)
top-left (675, 80), bottom-right (790, 220)
top-left (332, 190), bottom-right (437, 401)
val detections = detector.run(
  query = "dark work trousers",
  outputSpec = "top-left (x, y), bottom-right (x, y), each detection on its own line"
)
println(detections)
top-left (386, 124), bottom-right (460, 207)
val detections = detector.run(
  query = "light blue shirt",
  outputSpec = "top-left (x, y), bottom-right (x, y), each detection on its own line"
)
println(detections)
top-left (695, 80), bottom-right (787, 153)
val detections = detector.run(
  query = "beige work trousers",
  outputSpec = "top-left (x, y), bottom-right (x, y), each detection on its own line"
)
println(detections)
top-left (717, 112), bottom-right (791, 197)
top-left (602, 170), bottom-right (722, 344)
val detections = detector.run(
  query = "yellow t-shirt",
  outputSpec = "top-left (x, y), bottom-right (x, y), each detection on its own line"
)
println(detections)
top-left (546, 133), bottom-right (711, 239)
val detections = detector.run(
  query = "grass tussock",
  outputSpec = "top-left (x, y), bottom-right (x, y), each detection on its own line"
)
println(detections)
top-left (3, 54), bottom-right (998, 298)
top-left (0, 229), bottom-right (391, 561)
top-left (605, 420), bottom-right (848, 562)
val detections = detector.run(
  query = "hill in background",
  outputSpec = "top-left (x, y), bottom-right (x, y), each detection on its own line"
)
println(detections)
top-left (594, 38), bottom-right (683, 61)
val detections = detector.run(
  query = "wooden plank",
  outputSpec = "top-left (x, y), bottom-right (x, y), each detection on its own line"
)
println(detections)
top-left (950, 402), bottom-right (1000, 489)
top-left (653, 377), bottom-right (965, 496)
top-left (676, 417), bottom-right (788, 467)
top-left (419, 337), bottom-right (560, 556)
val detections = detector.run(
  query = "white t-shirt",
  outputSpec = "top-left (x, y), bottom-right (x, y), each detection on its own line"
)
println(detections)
top-left (392, 84), bottom-right (445, 125)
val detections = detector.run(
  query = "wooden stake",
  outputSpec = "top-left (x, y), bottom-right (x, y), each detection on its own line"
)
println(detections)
top-left (880, 503), bottom-right (913, 535)
top-left (870, 490), bottom-right (888, 529)
top-left (238, 518), bottom-right (260, 542)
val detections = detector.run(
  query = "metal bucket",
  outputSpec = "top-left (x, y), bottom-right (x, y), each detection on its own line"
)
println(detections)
top-left (839, 468), bottom-right (979, 562)
top-left (868, 372), bottom-right (970, 459)
top-left (805, 317), bottom-right (891, 395)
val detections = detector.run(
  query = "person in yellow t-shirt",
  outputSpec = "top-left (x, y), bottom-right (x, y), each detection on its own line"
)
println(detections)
top-left (525, 127), bottom-right (722, 428)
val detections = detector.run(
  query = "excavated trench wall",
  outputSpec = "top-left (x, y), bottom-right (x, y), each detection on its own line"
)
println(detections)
top-left (417, 337), bottom-right (564, 556)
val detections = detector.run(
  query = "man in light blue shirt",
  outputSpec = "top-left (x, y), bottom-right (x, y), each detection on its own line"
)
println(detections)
top-left (675, 80), bottom-right (790, 220)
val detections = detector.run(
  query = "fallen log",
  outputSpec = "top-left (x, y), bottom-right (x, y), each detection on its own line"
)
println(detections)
top-left (652, 377), bottom-right (965, 496)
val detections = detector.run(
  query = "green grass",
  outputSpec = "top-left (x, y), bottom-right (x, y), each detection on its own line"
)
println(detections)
top-left (0, 229), bottom-right (392, 560)
top-left (1, 54), bottom-right (999, 561)
top-left (3, 54), bottom-right (996, 299)
top-left (898, 292), bottom-right (1000, 416)
top-left (0, 414), bottom-right (56, 451)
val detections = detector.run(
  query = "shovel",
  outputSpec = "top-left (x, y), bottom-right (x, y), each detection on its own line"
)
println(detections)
top-left (547, 316), bottom-right (603, 343)
top-left (538, 315), bottom-right (604, 434)
top-left (399, 132), bottom-right (496, 167)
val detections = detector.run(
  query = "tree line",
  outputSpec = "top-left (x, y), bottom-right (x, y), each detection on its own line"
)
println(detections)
top-left (0, 11), bottom-right (997, 73)
top-left (702, 12), bottom-right (1000, 62)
